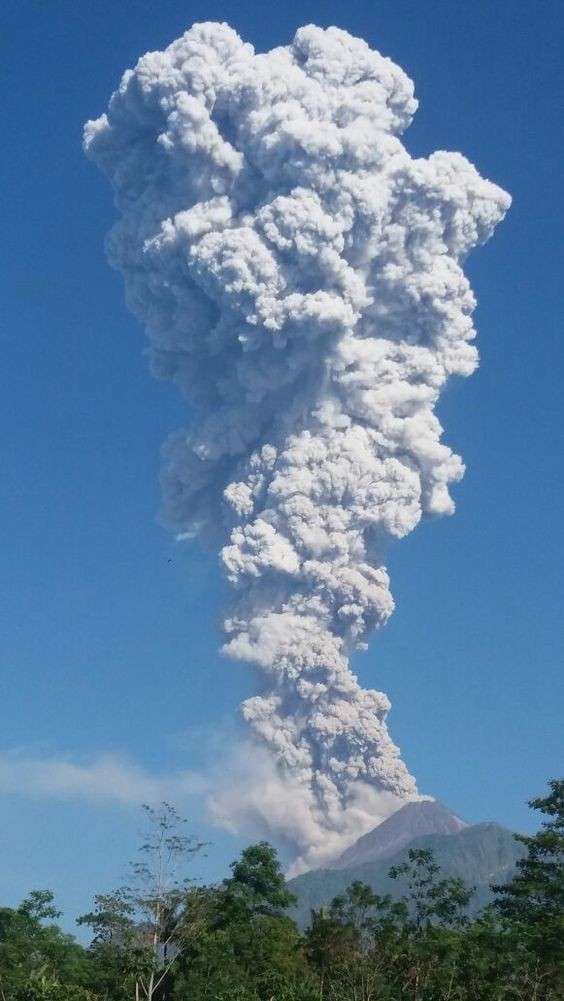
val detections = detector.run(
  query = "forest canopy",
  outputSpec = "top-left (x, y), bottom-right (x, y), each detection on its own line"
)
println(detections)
top-left (0, 780), bottom-right (562, 1001)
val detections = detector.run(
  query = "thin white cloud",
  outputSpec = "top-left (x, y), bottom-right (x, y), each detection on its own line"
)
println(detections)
top-left (0, 752), bottom-right (206, 805)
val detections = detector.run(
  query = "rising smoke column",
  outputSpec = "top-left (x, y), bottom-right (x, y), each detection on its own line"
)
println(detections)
top-left (84, 23), bottom-right (510, 870)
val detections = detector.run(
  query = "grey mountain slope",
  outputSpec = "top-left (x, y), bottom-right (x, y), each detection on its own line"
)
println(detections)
top-left (288, 822), bottom-right (524, 929)
top-left (332, 800), bottom-right (467, 870)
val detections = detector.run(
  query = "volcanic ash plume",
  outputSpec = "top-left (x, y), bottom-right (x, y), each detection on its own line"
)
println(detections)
top-left (84, 22), bottom-right (510, 870)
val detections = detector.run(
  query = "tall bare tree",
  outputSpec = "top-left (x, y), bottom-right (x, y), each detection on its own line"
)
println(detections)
top-left (79, 803), bottom-right (206, 1001)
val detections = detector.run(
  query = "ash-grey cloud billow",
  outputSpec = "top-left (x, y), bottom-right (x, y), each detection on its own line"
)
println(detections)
top-left (84, 22), bottom-right (510, 871)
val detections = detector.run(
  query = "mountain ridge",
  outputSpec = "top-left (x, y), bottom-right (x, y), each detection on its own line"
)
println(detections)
top-left (287, 813), bottom-right (524, 929)
top-left (331, 800), bottom-right (467, 870)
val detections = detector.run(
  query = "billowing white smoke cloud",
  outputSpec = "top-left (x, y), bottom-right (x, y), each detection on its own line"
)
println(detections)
top-left (84, 22), bottom-right (510, 871)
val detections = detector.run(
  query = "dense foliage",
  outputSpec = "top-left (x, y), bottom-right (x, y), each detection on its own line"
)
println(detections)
top-left (0, 781), bottom-right (562, 1000)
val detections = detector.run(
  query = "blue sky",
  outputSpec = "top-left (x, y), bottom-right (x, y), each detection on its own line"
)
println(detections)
top-left (2, 0), bottom-right (563, 933)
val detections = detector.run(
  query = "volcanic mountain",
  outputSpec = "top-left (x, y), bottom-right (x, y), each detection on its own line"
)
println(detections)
top-left (331, 800), bottom-right (467, 869)
top-left (287, 801), bottom-right (523, 928)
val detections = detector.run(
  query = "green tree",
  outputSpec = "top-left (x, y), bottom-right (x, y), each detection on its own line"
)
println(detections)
top-left (304, 883), bottom-right (409, 1000)
top-left (0, 892), bottom-right (90, 998)
top-left (389, 848), bottom-right (474, 930)
top-left (77, 889), bottom-right (142, 1001)
top-left (11, 976), bottom-right (99, 1001)
top-left (493, 778), bottom-right (564, 973)
top-left (221, 842), bottom-right (296, 923)
top-left (219, 842), bottom-right (305, 993)
top-left (303, 906), bottom-right (357, 999)
top-left (174, 844), bottom-right (314, 1001)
